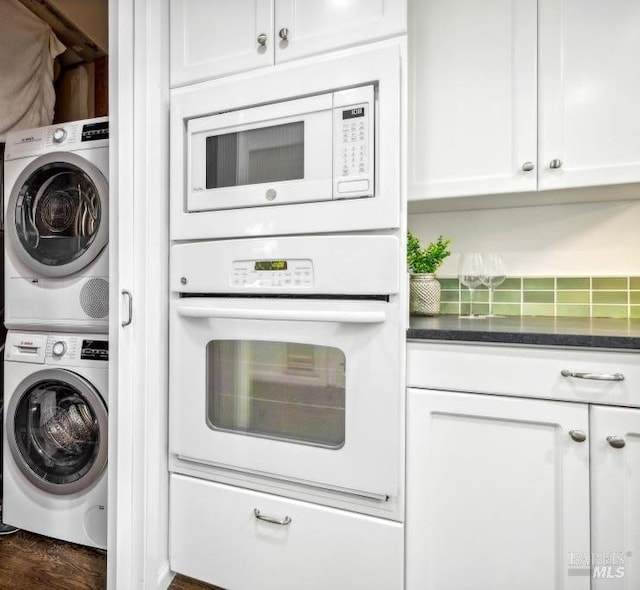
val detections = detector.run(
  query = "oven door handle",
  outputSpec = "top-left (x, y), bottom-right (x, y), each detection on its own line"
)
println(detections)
top-left (176, 305), bottom-right (386, 324)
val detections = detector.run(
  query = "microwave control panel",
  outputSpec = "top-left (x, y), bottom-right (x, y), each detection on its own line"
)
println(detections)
top-left (333, 85), bottom-right (374, 199)
top-left (231, 259), bottom-right (314, 288)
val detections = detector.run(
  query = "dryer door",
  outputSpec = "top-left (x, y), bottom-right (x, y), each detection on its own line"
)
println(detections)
top-left (6, 152), bottom-right (108, 278)
top-left (6, 368), bottom-right (108, 495)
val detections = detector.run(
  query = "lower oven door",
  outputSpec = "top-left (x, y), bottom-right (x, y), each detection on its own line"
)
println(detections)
top-left (170, 296), bottom-right (401, 499)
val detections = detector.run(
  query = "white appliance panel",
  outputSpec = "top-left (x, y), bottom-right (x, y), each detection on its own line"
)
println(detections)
top-left (170, 234), bottom-right (399, 295)
top-left (3, 331), bottom-right (109, 549)
top-left (170, 296), bottom-right (402, 501)
top-left (170, 41), bottom-right (402, 240)
top-left (3, 118), bottom-right (109, 332)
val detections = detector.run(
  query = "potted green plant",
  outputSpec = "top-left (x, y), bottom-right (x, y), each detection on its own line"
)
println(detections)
top-left (407, 231), bottom-right (452, 316)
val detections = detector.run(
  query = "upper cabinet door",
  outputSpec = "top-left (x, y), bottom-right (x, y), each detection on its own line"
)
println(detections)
top-left (538, 0), bottom-right (640, 190)
top-left (590, 405), bottom-right (640, 590)
top-left (170, 0), bottom-right (274, 87)
top-left (408, 0), bottom-right (538, 200)
top-left (274, 0), bottom-right (406, 63)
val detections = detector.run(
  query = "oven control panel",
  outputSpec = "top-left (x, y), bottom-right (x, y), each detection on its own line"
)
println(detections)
top-left (231, 259), bottom-right (314, 288)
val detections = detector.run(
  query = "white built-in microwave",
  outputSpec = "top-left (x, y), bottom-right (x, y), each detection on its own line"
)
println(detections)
top-left (170, 41), bottom-right (402, 240)
top-left (187, 85), bottom-right (374, 212)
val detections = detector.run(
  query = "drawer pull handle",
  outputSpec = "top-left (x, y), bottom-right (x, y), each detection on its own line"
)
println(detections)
top-left (561, 370), bottom-right (625, 382)
top-left (607, 436), bottom-right (626, 449)
top-left (569, 430), bottom-right (587, 443)
top-left (254, 509), bottom-right (292, 526)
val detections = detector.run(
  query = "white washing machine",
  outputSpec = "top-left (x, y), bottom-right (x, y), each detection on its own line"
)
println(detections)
top-left (4, 117), bottom-right (109, 333)
top-left (3, 331), bottom-right (108, 549)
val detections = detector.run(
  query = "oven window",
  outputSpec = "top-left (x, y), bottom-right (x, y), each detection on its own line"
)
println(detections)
top-left (206, 340), bottom-right (345, 448)
top-left (205, 122), bottom-right (304, 189)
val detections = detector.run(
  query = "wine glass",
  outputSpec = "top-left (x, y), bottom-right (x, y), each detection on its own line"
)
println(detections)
top-left (458, 253), bottom-right (485, 318)
top-left (481, 254), bottom-right (506, 317)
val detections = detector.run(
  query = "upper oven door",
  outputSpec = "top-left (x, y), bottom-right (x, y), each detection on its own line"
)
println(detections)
top-left (188, 93), bottom-right (333, 212)
top-left (170, 296), bottom-right (401, 500)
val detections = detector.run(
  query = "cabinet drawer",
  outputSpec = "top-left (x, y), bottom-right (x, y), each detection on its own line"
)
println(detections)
top-left (170, 474), bottom-right (404, 590)
top-left (407, 342), bottom-right (640, 407)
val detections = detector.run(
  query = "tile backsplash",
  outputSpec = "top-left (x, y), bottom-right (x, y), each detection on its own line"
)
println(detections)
top-left (439, 276), bottom-right (640, 319)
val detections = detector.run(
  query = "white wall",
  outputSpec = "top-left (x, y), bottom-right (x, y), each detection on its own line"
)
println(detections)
top-left (408, 199), bottom-right (640, 277)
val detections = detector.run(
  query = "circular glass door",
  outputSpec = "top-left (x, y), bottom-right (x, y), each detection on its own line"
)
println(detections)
top-left (7, 152), bottom-right (109, 278)
top-left (6, 369), bottom-right (108, 495)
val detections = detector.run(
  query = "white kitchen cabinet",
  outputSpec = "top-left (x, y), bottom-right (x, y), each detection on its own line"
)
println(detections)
top-left (170, 0), bottom-right (273, 87)
top-left (407, 0), bottom-right (538, 199)
top-left (170, 474), bottom-right (404, 590)
top-left (110, 1), bottom-right (172, 588)
top-left (538, 0), bottom-right (640, 191)
top-left (406, 388), bottom-right (591, 590)
top-left (406, 341), bottom-right (640, 589)
top-left (590, 405), bottom-right (640, 589)
top-left (407, 341), bottom-right (640, 407)
top-left (171, 0), bottom-right (406, 87)
top-left (408, 0), bottom-right (640, 201)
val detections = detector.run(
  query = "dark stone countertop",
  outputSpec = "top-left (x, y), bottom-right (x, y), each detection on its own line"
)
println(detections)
top-left (407, 316), bottom-right (640, 350)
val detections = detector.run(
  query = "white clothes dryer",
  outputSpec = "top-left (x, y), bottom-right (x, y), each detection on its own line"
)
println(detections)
top-left (3, 331), bottom-right (108, 549)
top-left (4, 117), bottom-right (109, 333)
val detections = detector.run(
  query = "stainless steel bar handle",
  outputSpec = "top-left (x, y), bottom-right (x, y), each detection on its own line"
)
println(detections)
top-left (569, 430), bottom-right (587, 443)
top-left (561, 369), bottom-right (625, 382)
top-left (607, 436), bottom-right (626, 449)
top-left (254, 509), bottom-right (292, 526)
top-left (177, 305), bottom-right (386, 324)
top-left (121, 290), bottom-right (133, 327)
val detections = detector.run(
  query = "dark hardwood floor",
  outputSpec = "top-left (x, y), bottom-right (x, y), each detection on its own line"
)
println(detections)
top-left (0, 529), bottom-right (106, 590)
top-left (0, 529), bottom-right (222, 590)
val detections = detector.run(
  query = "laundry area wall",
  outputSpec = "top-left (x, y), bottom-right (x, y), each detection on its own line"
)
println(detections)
top-left (0, 0), bottom-right (108, 136)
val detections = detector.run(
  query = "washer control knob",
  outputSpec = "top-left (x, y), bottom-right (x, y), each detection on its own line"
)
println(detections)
top-left (52, 128), bottom-right (67, 143)
top-left (52, 341), bottom-right (67, 357)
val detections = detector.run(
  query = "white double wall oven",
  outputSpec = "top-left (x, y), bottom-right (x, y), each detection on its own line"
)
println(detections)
top-left (169, 41), bottom-right (404, 522)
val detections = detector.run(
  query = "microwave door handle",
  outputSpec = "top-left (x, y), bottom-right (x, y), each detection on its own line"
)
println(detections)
top-left (176, 305), bottom-right (386, 324)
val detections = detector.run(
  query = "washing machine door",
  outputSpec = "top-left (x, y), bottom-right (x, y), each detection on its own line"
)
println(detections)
top-left (6, 151), bottom-right (108, 278)
top-left (6, 368), bottom-right (108, 495)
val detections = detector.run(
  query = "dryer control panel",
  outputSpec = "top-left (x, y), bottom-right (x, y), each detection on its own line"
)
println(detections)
top-left (4, 116), bottom-right (109, 160)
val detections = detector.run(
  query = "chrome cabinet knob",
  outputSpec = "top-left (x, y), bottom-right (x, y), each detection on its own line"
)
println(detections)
top-left (257, 33), bottom-right (267, 47)
top-left (607, 436), bottom-right (626, 449)
top-left (279, 27), bottom-right (289, 41)
top-left (549, 159), bottom-right (563, 169)
top-left (569, 430), bottom-right (587, 443)
top-left (522, 161), bottom-right (535, 172)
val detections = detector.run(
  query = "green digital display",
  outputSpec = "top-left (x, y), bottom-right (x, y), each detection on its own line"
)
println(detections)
top-left (255, 260), bottom-right (288, 271)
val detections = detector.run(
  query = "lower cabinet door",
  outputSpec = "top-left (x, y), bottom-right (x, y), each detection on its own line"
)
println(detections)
top-left (590, 405), bottom-right (640, 589)
top-left (170, 474), bottom-right (404, 590)
top-left (406, 389), bottom-right (591, 590)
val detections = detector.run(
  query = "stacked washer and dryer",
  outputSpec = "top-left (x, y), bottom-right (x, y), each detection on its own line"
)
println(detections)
top-left (1, 117), bottom-right (109, 549)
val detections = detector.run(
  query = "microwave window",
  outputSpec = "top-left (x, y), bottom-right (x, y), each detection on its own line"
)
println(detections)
top-left (206, 340), bottom-right (345, 448)
top-left (205, 122), bottom-right (305, 189)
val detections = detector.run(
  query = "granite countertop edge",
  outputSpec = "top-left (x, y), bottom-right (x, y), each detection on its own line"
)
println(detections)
top-left (407, 317), bottom-right (640, 350)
